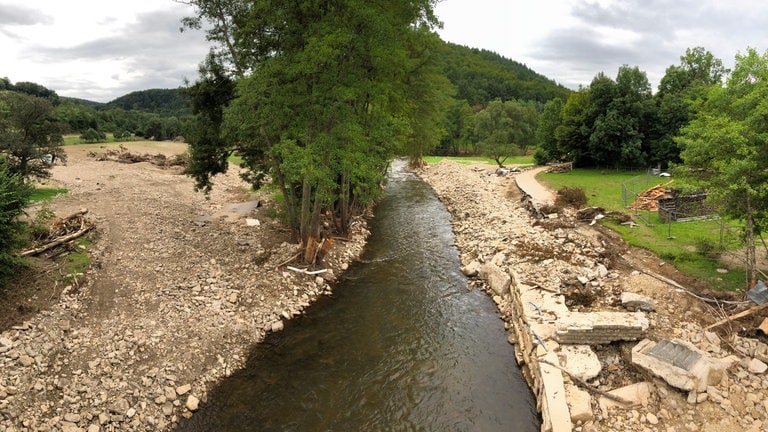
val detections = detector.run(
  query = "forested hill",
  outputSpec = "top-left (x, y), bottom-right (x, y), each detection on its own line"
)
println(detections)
top-left (105, 88), bottom-right (191, 117)
top-left (437, 42), bottom-right (571, 105)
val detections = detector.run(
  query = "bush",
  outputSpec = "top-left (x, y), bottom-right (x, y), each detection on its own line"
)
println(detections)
top-left (694, 237), bottom-right (723, 259)
top-left (555, 186), bottom-right (588, 209)
top-left (0, 159), bottom-right (32, 285)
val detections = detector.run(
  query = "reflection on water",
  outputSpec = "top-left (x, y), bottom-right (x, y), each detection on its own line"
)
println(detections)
top-left (176, 160), bottom-right (540, 431)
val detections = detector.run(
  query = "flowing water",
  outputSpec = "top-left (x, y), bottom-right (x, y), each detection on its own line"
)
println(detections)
top-left (176, 161), bottom-right (540, 431)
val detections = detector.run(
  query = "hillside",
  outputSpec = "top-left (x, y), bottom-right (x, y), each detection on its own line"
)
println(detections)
top-left (437, 42), bottom-right (572, 105)
top-left (105, 88), bottom-right (191, 117)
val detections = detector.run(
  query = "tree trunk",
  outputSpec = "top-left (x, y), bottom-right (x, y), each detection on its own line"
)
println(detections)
top-left (747, 192), bottom-right (757, 288)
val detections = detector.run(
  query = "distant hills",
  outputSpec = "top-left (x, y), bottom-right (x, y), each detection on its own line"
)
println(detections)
top-left (54, 40), bottom-right (571, 116)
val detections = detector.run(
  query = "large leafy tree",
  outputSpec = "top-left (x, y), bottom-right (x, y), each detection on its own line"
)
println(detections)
top-left (474, 99), bottom-right (537, 167)
top-left (676, 48), bottom-right (768, 287)
top-left (0, 92), bottom-right (66, 180)
top-left (534, 97), bottom-right (564, 164)
top-left (183, 0), bottom-right (443, 262)
top-left (653, 47), bottom-right (727, 168)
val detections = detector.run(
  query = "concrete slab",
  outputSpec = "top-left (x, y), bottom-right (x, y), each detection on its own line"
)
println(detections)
top-left (632, 339), bottom-right (728, 392)
top-left (554, 311), bottom-right (649, 345)
top-left (598, 381), bottom-right (654, 413)
top-left (559, 345), bottom-right (602, 381)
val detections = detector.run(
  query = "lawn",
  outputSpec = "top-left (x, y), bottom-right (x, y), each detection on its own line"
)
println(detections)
top-left (30, 187), bottom-right (68, 202)
top-left (538, 168), bottom-right (749, 292)
top-left (423, 154), bottom-right (535, 167)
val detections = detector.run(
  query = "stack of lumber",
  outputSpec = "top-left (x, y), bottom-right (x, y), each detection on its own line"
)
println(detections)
top-left (629, 184), bottom-right (668, 211)
top-left (547, 162), bottom-right (573, 173)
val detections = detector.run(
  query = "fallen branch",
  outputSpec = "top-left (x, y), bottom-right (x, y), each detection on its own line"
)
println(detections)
top-left (275, 251), bottom-right (301, 269)
top-left (20, 225), bottom-right (93, 257)
top-left (538, 359), bottom-right (633, 405)
top-left (705, 302), bottom-right (768, 330)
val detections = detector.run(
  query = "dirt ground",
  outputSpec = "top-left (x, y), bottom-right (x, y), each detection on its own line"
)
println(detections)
top-left (0, 141), bottom-right (368, 431)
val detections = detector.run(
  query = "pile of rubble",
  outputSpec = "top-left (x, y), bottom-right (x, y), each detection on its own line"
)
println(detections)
top-left (419, 160), bottom-right (768, 432)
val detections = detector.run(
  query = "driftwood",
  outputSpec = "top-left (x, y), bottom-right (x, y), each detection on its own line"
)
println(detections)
top-left (705, 302), bottom-right (768, 330)
top-left (21, 209), bottom-right (92, 257)
top-left (286, 266), bottom-right (327, 276)
top-left (21, 225), bottom-right (92, 257)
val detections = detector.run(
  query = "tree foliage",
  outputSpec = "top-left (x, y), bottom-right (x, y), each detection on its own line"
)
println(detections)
top-left (676, 48), bottom-right (768, 286)
top-left (0, 92), bottom-right (66, 180)
top-left (184, 0), bottom-right (445, 262)
top-left (474, 99), bottom-right (537, 167)
top-left (0, 158), bottom-right (31, 285)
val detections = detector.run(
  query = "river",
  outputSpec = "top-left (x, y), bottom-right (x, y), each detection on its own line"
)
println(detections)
top-left (175, 160), bottom-right (540, 431)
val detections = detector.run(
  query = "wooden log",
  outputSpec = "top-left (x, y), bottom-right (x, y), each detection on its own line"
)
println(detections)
top-left (705, 302), bottom-right (768, 330)
top-left (20, 225), bottom-right (93, 257)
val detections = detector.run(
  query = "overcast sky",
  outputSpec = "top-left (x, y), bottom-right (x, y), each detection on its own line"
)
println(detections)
top-left (1, 0), bottom-right (767, 103)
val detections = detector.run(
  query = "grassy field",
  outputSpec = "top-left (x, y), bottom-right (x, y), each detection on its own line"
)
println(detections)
top-left (423, 154), bottom-right (535, 166)
top-left (538, 168), bottom-right (749, 292)
top-left (63, 134), bottom-right (147, 145)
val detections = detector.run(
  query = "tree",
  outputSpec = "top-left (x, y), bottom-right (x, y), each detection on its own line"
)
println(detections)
top-left (184, 0), bottom-right (443, 263)
top-left (0, 92), bottom-right (66, 180)
top-left (474, 99), bottom-right (537, 167)
top-left (676, 48), bottom-right (768, 287)
top-left (439, 99), bottom-right (475, 155)
top-left (653, 47), bottom-right (727, 168)
top-left (534, 97), bottom-right (564, 164)
top-left (0, 158), bottom-right (31, 285)
top-left (80, 128), bottom-right (106, 143)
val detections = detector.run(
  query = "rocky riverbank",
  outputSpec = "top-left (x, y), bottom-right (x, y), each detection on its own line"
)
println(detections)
top-left (0, 143), bottom-right (368, 431)
top-left (418, 160), bottom-right (768, 432)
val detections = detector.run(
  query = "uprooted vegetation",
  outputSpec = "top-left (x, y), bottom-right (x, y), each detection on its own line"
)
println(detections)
top-left (87, 144), bottom-right (189, 168)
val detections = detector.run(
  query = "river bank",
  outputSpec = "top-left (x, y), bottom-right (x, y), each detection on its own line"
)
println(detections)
top-left (0, 143), bottom-right (369, 431)
top-left (418, 160), bottom-right (768, 432)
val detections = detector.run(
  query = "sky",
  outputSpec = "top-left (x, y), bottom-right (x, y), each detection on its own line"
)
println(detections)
top-left (1, 0), bottom-right (767, 103)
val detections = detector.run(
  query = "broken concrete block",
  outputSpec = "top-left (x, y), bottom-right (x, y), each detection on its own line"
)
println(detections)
top-left (632, 339), bottom-right (730, 393)
top-left (539, 352), bottom-right (572, 432)
top-left (598, 381), bottom-right (654, 413)
top-left (479, 262), bottom-right (512, 297)
top-left (554, 311), bottom-right (649, 345)
top-left (559, 345), bottom-right (602, 381)
top-left (566, 384), bottom-right (593, 423)
top-left (621, 292), bottom-right (655, 312)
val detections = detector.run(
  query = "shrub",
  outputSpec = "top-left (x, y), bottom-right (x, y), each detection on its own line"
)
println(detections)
top-left (694, 237), bottom-right (723, 259)
top-left (555, 186), bottom-right (588, 209)
top-left (0, 159), bottom-right (32, 285)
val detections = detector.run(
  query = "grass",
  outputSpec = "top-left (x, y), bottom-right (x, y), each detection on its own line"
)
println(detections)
top-left (423, 154), bottom-right (535, 166)
top-left (538, 168), bottom-right (748, 292)
top-left (30, 187), bottom-right (68, 202)
top-left (63, 134), bottom-right (146, 145)
top-left (62, 237), bottom-right (91, 285)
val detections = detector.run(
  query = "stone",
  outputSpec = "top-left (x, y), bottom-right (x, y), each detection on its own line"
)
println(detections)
top-left (186, 395), bottom-right (200, 412)
top-left (0, 337), bottom-right (12, 347)
top-left (87, 425), bottom-right (100, 432)
top-left (270, 321), bottom-right (284, 333)
top-left (63, 413), bottom-right (81, 423)
top-left (646, 413), bottom-right (659, 425)
top-left (748, 358), bottom-right (768, 374)
top-left (175, 384), bottom-right (192, 395)
top-left (478, 263), bottom-right (511, 297)
top-left (598, 382), bottom-right (653, 413)
top-left (460, 260), bottom-right (482, 277)
top-left (632, 339), bottom-right (726, 392)
top-left (621, 292), bottom-right (655, 312)
top-left (18, 355), bottom-right (35, 367)
top-left (559, 345), bottom-right (602, 381)
top-left (566, 384), bottom-right (593, 423)
top-left (110, 398), bottom-right (130, 415)
top-left (245, 218), bottom-right (260, 227)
